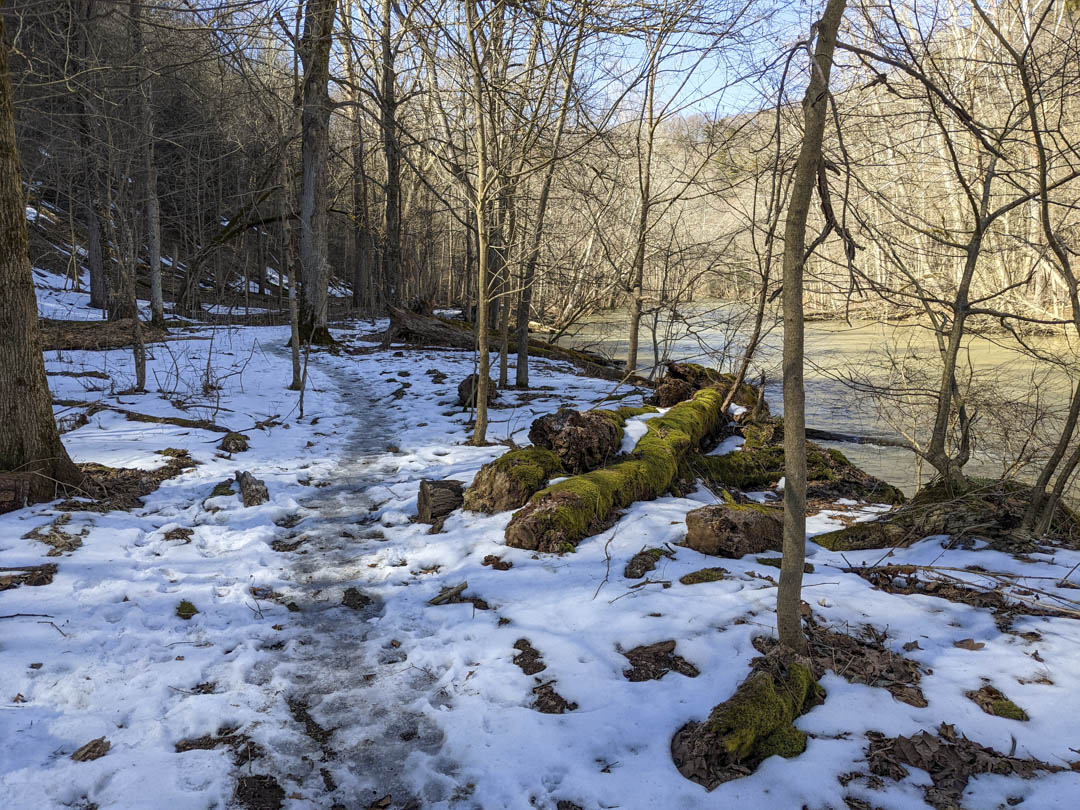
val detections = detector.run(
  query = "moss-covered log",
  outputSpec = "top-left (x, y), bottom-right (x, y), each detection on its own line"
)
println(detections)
top-left (505, 389), bottom-right (726, 552)
top-left (647, 361), bottom-right (764, 410)
top-left (671, 652), bottom-right (822, 789)
top-left (464, 447), bottom-right (563, 513)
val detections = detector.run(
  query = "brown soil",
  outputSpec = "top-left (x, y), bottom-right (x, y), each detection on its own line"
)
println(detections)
top-left (531, 682), bottom-right (577, 714)
top-left (233, 774), bottom-right (285, 810)
top-left (512, 639), bottom-right (547, 675)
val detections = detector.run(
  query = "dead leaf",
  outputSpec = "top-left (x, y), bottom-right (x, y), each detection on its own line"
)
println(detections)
top-left (903, 640), bottom-right (923, 651)
top-left (71, 737), bottom-right (110, 761)
top-left (953, 638), bottom-right (985, 651)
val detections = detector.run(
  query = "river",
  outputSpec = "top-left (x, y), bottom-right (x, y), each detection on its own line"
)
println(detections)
top-left (560, 305), bottom-right (1080, 499)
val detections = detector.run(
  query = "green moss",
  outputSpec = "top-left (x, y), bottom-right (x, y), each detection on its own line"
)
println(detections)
top-left (176, 600), bottom-right (199, 620)
top-left (506, 389), bottom-right (726, 551)
top-left (211, 480), bottom-right (235, 498)
top-left (615, 405), bottom-right (659, 420)
top-left (493, 447), bottom-right (563, 492)
top-left (990, 699), bottom-right (1029, 721)
top-left (158, 448), bottom-right (189, 458)
top-left (704, 661), bottom-right (816, 763)
top-left (754, 723), bottom-right (808, 759)
top-left (679, 567), bottom-right (728, 585)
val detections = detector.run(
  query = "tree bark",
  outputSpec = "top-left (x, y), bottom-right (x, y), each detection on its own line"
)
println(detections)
top-left (0, 17), bottom-right (83, 505)
top-left (777, 0), bottom-right (847, 655)
top-left (298, 0), bottom-right (335, 343)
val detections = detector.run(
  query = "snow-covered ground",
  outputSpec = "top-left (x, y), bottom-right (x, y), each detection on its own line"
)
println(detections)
top-left (3, 313), bottom-right (1080, 809)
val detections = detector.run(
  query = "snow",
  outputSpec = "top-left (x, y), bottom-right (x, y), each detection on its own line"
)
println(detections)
top-left (3, 320), bottom-right (1080, 808)
top-left (707, 434), bottom-right (745, 456)
top-left (619, 409), bottom-right (664, 454)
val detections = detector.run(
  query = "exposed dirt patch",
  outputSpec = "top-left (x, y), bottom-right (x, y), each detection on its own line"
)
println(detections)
top-left (22, 514), bottom-right (87, 556)
top-left (867, 722), bottom-right (1057, 809)
top-left (531, 682), bottom-right (577, 714)
top-left (621, 640), bottom-right (699, 682)
top-left (0, 563), bottom-right (58, 591)
top-left (844, 564), bottom-right (1064, 630)
top-left (57, 450), bottom-right (197, 512)
top-left (755, 621), bottom-right (927, 708)
top-left (287, 698), bottom-right (334, 755)
top-left (271, 535), bottom-right (306, 552)
top-left (164, 527), bottom-right (194, 543)
top-left (481, 554), bottom-right (512, 571)
top-left (624, 546), bottom-right (673, 579)
top-left (175, 726), bottom-right (263, 765)
top-left (233, 773), bottom-right (285, 810)
top-left (342, 587), bottom-right (373, 611)
top-left (512, 639), bottom-right (547, 675)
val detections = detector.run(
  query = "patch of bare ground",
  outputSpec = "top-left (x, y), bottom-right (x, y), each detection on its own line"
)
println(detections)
top-left (842, 563), bottom-right (1072, 630)
top-left (0, 563), bottom-right (58, 591)
top-left (57, 449), bottom-right (197, 512)
top-left (175, 726), bottom-right (263, 766)
top-left (621, 640), bottom-right (699, 682)
top-left (512, 639), bottom-right (547, 675)
top-left (755, 620), bottom-right (927, 707)
top-left (233, 773), bottom-right (285, 810)
top-left (531, 681), bottom-right (577, 714)
top-left (22, 514), bottom-right (87, 555)
top-left (866, 722), bottom-right (1064, 809)
top-left (39, 318), bottom-right (169, 352)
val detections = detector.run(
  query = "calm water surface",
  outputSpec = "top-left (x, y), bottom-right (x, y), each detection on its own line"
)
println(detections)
top-left (561, 305), bottom-right (1080, 498)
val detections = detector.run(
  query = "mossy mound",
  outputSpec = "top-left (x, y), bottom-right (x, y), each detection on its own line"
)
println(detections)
top-left (679, 567), bottom-right (729, 585)
top-left (505, 388), bottom-right (726, 552)
top-left (692, 418), bottom-right (905, 505)
top-left (672, 651), bottom-right (823, 788)
top-left (211, 480), bottom-right (236, 498)
top-left (176, 600), bottom-right (199, 620)
top-left (464, 447), bottom-right (563, 513)
top-left (217, 432), bottom-right (250, 453)
top-left (814, 478), bottom-right (1080, 553)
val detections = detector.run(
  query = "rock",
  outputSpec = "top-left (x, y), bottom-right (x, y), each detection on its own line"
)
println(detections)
top-left (646, 362), bottom-right (764, 411)
top-left (464, 447), bottom-right (563, 513)
top-left (457, 373), bottom-right (497, 407)
top-left (217, 432), bottom-right (250, 453)
top-left (234, 470), bottom-right (269, 506)
top-left (528, 408), bottom-right (622, 474)
top-left (417, 479), bottom-right (464, 524)
top-left (683, 503), bottom-right (783, 558)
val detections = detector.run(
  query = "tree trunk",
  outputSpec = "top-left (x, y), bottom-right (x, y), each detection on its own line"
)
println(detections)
top-left (298, 0), bottom-right (335, 344)
top-left (380, 0), bottom-right (401, 307)
top-left (777, 0), bottom-right (847, 656)
top-left (0, 18), bottom-right (83, 505)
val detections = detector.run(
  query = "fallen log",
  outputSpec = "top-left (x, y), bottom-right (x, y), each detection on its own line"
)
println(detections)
top-left (505, 387), bottom-right (726, 552)
top-left (235, 471), bottom-right (269, 507)
top-left (417, 479), bottom-right (465, 523)
top-left (464, 448), bottom-right (563, 513)
top-left (383, 306), bottom-right (646, 385)
top-left (805, 427), bottom-right (913, 450)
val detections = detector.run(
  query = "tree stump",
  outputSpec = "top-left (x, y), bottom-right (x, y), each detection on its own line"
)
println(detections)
top-left (464, 448), bottom-right (563, 513)
top-left (528, 409), bottom-right (622, 474)
top-left (457, 374), bottom-right (497, 408)
top-left (234, 470), bottom-right (269, 507)
top-left (417, 479), bottom-right (464, 524)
